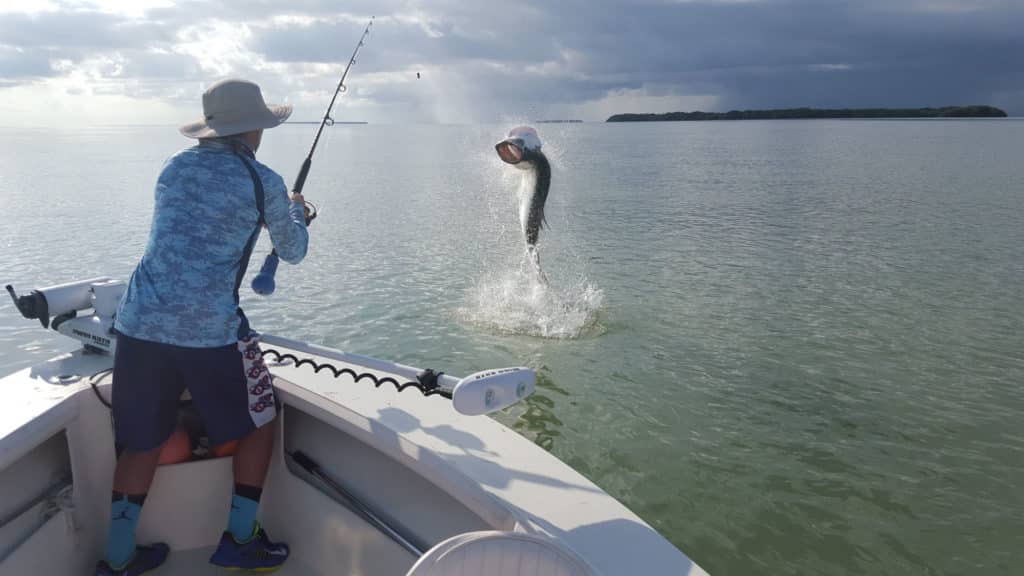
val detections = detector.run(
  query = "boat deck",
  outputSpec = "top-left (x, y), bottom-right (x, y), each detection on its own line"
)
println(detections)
top-left (0, 336), bottom-right (707, 576)
top-left (159, 547), bottom-right (323, 575)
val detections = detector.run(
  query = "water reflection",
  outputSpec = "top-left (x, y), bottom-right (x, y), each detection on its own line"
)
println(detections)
top-left (504, 369), bottom-right (568, 451)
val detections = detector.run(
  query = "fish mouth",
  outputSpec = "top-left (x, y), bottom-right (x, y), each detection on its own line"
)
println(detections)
top-left (495, 139), bottom-right (525, 164)
top-left (496, 126), bottom-right (542, 165)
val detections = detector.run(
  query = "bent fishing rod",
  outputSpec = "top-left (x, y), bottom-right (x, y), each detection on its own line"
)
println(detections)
top-left (252, 16), bottom-right (375, 295)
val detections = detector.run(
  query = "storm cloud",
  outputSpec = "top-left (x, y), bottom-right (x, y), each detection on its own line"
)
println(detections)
top-left (1, 0), bottom-right (1021, 124)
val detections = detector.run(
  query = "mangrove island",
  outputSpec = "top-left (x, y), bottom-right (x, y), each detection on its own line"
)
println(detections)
top-left (607, 106), bottom-right (1008, 122)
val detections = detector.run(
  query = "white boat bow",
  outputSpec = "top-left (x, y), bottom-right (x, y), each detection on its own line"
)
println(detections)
top-left (0, 278), bottom-right (708, 575)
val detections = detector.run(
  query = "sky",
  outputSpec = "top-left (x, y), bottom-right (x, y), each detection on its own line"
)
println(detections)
top-left (1, 0), bottom-right (1022, 126)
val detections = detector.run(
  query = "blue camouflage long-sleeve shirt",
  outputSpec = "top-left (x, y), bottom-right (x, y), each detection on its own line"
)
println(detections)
top-left (115, 142), bottom-right (308, 347)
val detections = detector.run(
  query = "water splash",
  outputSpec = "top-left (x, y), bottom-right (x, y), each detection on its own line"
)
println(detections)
top-left (458, 125), bottom-right (603, 338)
top-left (458, 254), bottom-right (604, 339)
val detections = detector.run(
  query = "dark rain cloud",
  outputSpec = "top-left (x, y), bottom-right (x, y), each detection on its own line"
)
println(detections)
top-left (1, 0), bottom-right (1022, 117)
top-left (246, 0), bottom-right (1024, 115)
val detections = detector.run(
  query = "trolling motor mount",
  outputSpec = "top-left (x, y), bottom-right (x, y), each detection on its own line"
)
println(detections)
top-left (6, 277), bottom-right (126, 355)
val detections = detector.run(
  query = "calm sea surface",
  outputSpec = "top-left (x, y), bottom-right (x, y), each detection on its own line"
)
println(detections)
top-left (1, 121), bottom-right (1022, 575)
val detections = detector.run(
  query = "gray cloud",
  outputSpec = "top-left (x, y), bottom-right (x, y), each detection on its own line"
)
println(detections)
top-left (1, 0), bottom-right (1022, 117)
top-left (245, 0), bottom-right (1024, 116)
top-left (0, 10), bottom-right (169, 49)
top-left (0, 9), bottom-right (178, 89)
top-left (0, 46), bottom-right (59, 79)
top-left (532, 0), bottom-right (1024, 111)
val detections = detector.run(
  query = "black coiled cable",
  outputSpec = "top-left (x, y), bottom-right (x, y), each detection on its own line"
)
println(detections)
top-left (88, 347), bottom-right (452, 412)
top-left (260, 347), bottom-right (452, 399)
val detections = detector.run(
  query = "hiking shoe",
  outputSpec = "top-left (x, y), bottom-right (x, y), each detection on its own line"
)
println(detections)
top-left (209, 522), bottom-right (290, 571)
top-left (94, 543), bottom-right (169, 575)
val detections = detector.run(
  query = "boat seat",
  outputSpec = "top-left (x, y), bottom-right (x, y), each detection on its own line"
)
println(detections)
top-left (405, 530), bottom-right (596, 576)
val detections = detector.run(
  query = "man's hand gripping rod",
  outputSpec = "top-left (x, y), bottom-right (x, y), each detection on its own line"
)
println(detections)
top-left (252, 17), bottom-right (375, 295)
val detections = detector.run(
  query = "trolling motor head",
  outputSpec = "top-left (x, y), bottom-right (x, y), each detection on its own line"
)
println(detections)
top-left (495, 126), bottom-right (542, 166)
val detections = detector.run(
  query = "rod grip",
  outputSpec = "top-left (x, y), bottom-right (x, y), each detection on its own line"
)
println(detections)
top-left (292, 157), bottom-right (312, 195)
top-left (251, 252), bottom-right (280, 295)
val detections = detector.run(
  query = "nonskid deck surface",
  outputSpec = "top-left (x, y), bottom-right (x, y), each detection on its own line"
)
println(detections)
top-left (157, 546), bottom-right (324, 575)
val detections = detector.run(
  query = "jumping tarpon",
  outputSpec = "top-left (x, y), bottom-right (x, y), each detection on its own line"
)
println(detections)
top-left (495, 126), bottom-right (551, 278)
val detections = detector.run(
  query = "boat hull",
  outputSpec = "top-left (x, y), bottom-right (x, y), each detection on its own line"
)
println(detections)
top-left (0, 337), bottom-right (707, 575)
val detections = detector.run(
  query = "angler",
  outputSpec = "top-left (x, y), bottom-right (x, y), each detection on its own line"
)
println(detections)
top-left (94, 77), bottom-right (307, 576)
top-left (94, 17), bottom-right (375, 571)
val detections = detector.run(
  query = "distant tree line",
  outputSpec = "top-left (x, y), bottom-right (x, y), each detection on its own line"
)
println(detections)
top-left (606, 106), bottom-right (1008, 122)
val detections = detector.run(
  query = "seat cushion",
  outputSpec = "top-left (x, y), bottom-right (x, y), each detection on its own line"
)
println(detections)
top-left (405, 530), bottom-right (596, 576)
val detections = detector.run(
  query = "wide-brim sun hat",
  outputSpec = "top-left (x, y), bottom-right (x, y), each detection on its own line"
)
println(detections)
top-left (180, 78), bottom-right (292, 139)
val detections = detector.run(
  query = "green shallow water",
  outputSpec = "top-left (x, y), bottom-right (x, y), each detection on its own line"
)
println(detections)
top-left (1, 120), bottom-right (1022, 575)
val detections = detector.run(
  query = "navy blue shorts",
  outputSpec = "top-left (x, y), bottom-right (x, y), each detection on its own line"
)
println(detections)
top-left (112, 333), bottom-right (278, 452)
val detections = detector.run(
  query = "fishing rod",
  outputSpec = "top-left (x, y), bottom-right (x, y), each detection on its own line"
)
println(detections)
top-left (252, 16), bottom-right (375, 295)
